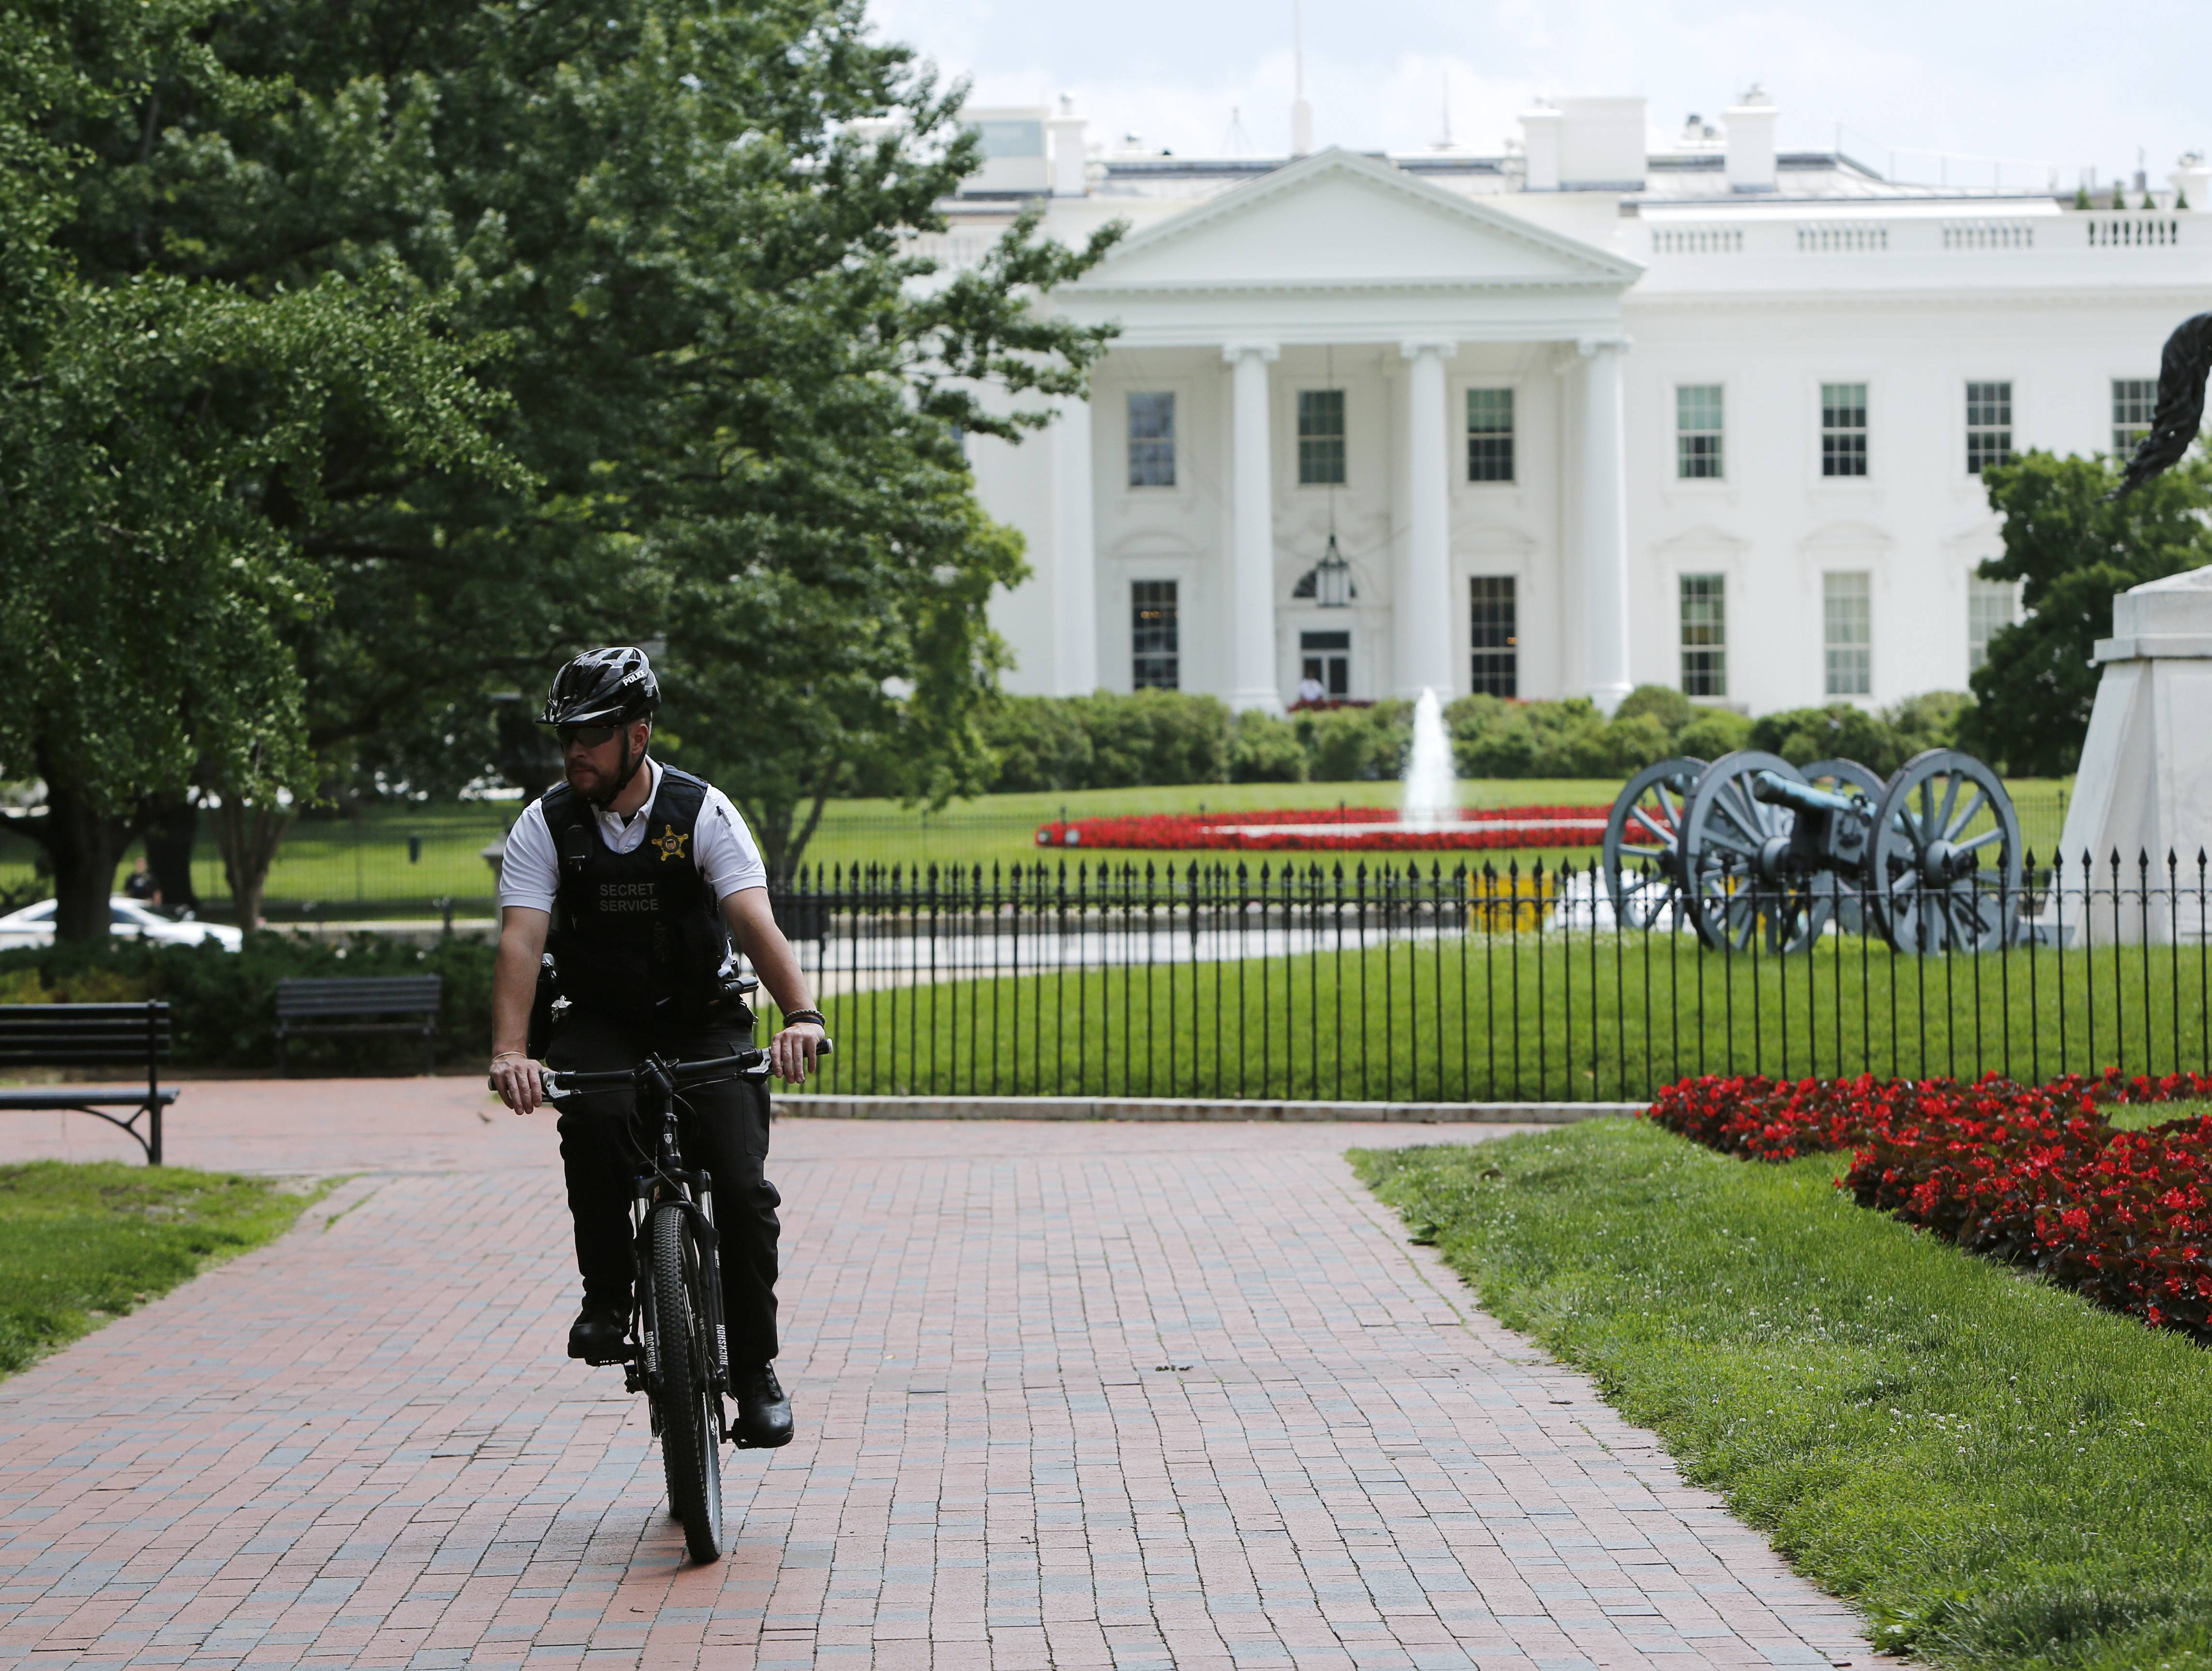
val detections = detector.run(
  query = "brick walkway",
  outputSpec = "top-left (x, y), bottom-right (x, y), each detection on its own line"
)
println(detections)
top-left (0, 1084), bottom-right (1866, 1670)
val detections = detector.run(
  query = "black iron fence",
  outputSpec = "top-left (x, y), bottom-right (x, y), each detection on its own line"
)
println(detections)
top-left (769, 851), bottom-right (2212, 1104)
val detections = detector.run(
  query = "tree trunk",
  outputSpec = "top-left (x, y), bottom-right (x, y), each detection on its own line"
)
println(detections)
top-left (35, 779), bottom-right (133, 943)
top-left (138, 793), bottom-right (200, 911)
top-left (748, 791), bottom-right (830, 891)
top-left (211, 798), bottom-right (292, 930)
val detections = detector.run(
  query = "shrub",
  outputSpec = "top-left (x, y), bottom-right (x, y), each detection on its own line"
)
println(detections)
top-left (1612, 684), bottom-right (1697, 736)
top-left (1750, 703), bottom-right (1905, 773)
top-left (1886, 690), bottom-right (1973, 760)
top-left (1077, 690), bottom-right (1230, 788)
top-left (1228, 710), bottom-right (1307, 783)
top-left (1672, 708), bottom-right (1752, 761)
top-left (1297, 701), bottom-right (1410, 782)
top-left (979, 697), bottom-right (1096, 792)
top-left (1599, 712), bottom-right (1670, 773)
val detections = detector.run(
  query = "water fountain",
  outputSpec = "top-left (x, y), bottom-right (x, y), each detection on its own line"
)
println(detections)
top-left (1039, 686), bottom-right (1615, 852)
top-left (1401, 688), bottom-right (1455, 829)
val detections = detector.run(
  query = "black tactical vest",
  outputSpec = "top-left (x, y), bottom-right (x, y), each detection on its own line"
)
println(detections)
top-left (541, 765), bottom-right (732, 1025)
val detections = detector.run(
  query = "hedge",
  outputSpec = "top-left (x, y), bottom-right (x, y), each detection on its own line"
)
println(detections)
top-left (978, 686), bottom-right (1976, 791)
top-left (0, 934), bottom-right (494, 1072)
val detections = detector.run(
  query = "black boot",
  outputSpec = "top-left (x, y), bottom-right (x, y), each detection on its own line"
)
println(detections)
top-left (567, 1303), bottom-right (628, 1363)
top-left (731, 1363), bottom-right (792, 1447)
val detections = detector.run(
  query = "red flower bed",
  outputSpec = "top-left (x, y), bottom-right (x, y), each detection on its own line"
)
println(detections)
top-left (1645, 1069), bottom-right (2212, 1335)
top-left (1035, 805), bottom-right (1619, 853)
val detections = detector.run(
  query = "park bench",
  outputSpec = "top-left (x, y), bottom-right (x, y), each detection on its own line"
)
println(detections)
top-left (0, 1002), bottom-right (176, 1165)
top-left (275, 976), bottom-right (443, 1076)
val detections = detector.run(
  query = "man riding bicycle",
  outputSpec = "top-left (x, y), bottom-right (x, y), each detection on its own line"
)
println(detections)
top-left (487, 646), bottom-right (825, 1449)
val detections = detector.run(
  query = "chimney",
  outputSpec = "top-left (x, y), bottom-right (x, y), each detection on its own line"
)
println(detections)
top-left (1725, 85), bottom-right (1777, 192)
top-left (1556, 96), bottom-right (1645, 189)
top-left (1520, 104), bottom-right (1561, 190)
top-left (1048, 96), bottom-right (1088, 196)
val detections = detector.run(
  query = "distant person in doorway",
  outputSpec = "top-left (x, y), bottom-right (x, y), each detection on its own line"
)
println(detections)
top-left (1295, 674), bottom-right (1327, 706)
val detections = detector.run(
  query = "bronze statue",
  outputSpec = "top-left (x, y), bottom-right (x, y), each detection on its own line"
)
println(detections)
top-left (2114, 312), bottom-right (2212, 497)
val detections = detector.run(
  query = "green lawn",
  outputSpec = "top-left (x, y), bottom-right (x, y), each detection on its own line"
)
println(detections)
top-left (0, 1161), bottom-right (318, 1375)
top-left (1356, 1121), bottom-right (2212, 1671)
top-left (0, 774), bottom-right (2074, 920)
top-left (795, 925), bottom-right (2202, 1101)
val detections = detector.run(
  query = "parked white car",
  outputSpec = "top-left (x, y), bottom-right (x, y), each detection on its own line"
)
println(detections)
top-left (0, 896), bottom-right (244, 952)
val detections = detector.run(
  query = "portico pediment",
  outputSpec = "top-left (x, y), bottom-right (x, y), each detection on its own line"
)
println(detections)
top-left (1073, 148), bottom-right (1641, 296)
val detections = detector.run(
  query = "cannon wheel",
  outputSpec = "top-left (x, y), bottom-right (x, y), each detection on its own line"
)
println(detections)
top-left (1602, 757), bottom-right (1705, 930)
top-left (1869, 749), bottom-right (2023, 953)
top-left (1681, 751), bottom-right (1832, 953)
top-left (1801, 757), bottom-right (1886, 937)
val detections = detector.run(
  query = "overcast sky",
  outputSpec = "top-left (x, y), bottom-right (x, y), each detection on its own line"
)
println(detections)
top-left (867, 0), bottom-right (2209, 193)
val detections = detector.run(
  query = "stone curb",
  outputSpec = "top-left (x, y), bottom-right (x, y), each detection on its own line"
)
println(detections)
top-left (778, 1094), bottom-right (1640, 1124)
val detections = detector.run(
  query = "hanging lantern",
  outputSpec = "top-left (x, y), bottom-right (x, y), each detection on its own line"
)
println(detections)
top-left (1315, 533), bottom-right (1352, 608)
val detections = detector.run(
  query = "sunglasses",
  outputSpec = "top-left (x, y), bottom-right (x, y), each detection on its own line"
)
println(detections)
top-left (558, 723), bottom-right (623, 749)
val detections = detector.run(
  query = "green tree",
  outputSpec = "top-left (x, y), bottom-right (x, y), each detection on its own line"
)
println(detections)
top-left (0, 0), bottom-right (507, 937)
top-left (58, 0), bottom-right (1118, 887)
top-left (1965, 452), bottom-right (2212, 777)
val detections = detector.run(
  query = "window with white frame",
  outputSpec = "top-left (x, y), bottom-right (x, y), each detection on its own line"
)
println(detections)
top-left (1466, 388), bottom-right (1514, 483)
top-left (1676, 385), bottom-right (1724, 479)
top-left (1131, 580), bottom-right (1179, 689)
top-left (1821, 382), bottom-right (1867, 477)
top-left (1469, 577), bottom-right (1517, 695)
top-left (1823, 571), bottom-right (1872, 697)
top-left (1296, 389), bottom-right (1346, 485)
top-left (1967, 575), bottom-right (2022, 672)
top-left (2112, 379), bottom-right (2156, 458)
top-left (1126, 392), bottom-right (1176, 488)
top-left (1966, 381), bottom-right (2013, 474)
top-left (1680, 573), bottom-right (1727, 696)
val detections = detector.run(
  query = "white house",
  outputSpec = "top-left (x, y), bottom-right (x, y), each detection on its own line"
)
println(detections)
top-left (938, 94), bottom-right (2212, 717)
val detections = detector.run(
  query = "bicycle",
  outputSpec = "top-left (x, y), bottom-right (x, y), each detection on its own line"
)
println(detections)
top-left (538, 1035), bottom-right (830, 1563)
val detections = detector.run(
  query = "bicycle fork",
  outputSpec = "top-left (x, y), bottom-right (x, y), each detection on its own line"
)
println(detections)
top-left (626, 1175), bottom-right (731, 1401)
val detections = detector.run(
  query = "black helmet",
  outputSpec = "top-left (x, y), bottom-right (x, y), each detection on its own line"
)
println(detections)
top-left (540, 646), bottom-right (660, 728)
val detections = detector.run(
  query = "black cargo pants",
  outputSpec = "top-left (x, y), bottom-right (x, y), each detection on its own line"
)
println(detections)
top-left (550, 1005), bottom-right (781, 1365)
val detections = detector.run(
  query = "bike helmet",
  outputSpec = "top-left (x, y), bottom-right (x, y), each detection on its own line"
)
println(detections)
top-left (540, 646), bottom-right (661, 728)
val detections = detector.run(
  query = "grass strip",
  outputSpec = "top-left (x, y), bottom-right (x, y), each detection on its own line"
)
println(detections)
top-left (0, 1161), bottom-right (318, 1376)
top-left (1353, 1120), bottom-right (2212, 1671)
top-left (808, 932), bottom-right (2211, 1101)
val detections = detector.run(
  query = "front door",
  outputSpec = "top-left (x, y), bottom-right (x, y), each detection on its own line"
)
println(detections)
top-left (1300, 630), bottom-right (1351, 699)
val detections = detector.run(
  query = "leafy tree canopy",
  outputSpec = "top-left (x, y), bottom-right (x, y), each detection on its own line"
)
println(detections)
top-left (1965, 451), bottom-right (2212, 777)
top-left (0, 0), bottom-right (508, 936)
top-left (59, 0), bottom-right (1118, 881)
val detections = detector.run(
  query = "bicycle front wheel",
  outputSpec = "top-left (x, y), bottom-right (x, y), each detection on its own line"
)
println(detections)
top-left (650, 1203), bottom-right (724, 1562)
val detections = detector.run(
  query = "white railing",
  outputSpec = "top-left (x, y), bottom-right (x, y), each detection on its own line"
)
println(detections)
top-left (1798, 223), bottom-right (1889, 253)
top-left (1942, 222), bottom-right (2036, 250)
top-left (905, 232), bottom-right (994, 269)
top-left (1651, 226), bottom-right (1743, 256)
top-left (2084, 216), bottom-right (2182, 248)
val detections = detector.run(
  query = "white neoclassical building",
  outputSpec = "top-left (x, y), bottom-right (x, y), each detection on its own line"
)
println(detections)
top-left (940, 93), bottom-right (2212, 717)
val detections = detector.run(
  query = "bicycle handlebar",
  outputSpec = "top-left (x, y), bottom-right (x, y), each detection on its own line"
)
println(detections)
top-left (535, 1038), bottom-right (832, 1100)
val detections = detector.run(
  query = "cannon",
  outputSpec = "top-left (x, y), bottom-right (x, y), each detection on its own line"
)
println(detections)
top-left (1602, 747), bottom-right (2023, 954)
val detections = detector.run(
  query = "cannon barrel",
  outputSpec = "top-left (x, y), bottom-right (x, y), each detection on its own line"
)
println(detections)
top-left (1749, 769), bottom-right (1869, 821)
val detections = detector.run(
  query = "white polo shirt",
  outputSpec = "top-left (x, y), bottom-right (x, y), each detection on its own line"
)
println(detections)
top-left (497, 758), bottom-right (768, 913)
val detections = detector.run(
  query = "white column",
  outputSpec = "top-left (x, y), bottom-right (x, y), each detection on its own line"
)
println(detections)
top-left (1579, 335), bottom-right (1632, 715)
top-left (1397, 339), bottom-right (1457, 700)
top-left (1051, 395), bottom-right (1097, 695)
top-left (1223, 342), bottom-right (1282, 714)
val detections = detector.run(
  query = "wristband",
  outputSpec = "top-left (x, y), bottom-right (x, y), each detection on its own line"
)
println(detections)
top-left (782, 1010), bottom-right (827, 1028)
top-left (491, 1050), bottom-right (528, 1066)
